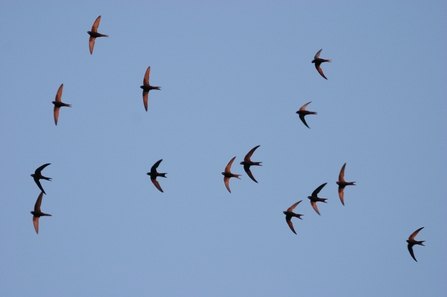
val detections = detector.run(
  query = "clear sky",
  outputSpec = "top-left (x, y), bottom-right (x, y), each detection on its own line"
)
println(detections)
top-left (1, 1), bottom-right (446, 296)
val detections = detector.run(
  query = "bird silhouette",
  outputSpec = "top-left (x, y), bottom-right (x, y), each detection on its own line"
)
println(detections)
top-left (283, 200), bottom-right (303, 234)
top-left (147, 159), bottom-right (166, 193)
top-left (336, 163), bottom-right (355, 205)
top-left (87, 15), bottom-right (108, 54)
top-left (30, 192), bottom-right (51, 234)
top-left (222, 156), bottom-right (241, 193)
top-left (52, 84), bottom-right (71, 125)
top-left (312, 49), bottom-right (331, 80)
top-left (31, 163), bottom-right (51, 194)
top-left (140, 66), bottom-right (161, 111)
top-left (308, 182), bottom-right (328, 215)
top-left (296, 101), bottom-right (317, 129)
top-left (407, 227), bottom-right (425, 262)
top-left (240, 145), bottom-right (261, 183)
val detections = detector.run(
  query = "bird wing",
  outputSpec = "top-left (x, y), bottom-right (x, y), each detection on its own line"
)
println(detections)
top-left (244, 165), bottom-right (258, 183)
top-left (299, 101), bottom-right (312, 111)
top-left (338, 187), bottom-right (345, 206)
top-left (338, 163), bottom-right (346, 182)
top-left (33, 216), bottom-right (39, 234)
top-left (53, 105), bottom-right (60, 126)
top-left (89, 36), bottom-right (96, 54)
top-left (223, 176), bottom-right (231, 193)
top-left (310, 200), bottom-right (321, 215)
top-left (285, 216), bottom-right (296, 234)
top-left (151, 178), bottom-right (164, 193)
top-left (35, 163), bottom-right (51, 174)
top-left (409, 227), bottom-right (424, 241)
top-left (34, 192), bottom-right (44, 212)
top-left (287, 200), bottom-right (302, 212)
top-left (150, 159), bottom-right (163, 174)
top-left (143, 67), bottom-right (151, 86)
top-left (314, 49), bottom-right (323, 59)
top-left (91, 15), bottom-right (101, 32)
top-left (142, 90), bottom-right (149, 111)
top-left (224, 156), bottom-right (236, 172)
top-left (315, 65), bottom-right (327, 80)
top-left (312, 182), bottom-right (327, 196)
top-left (55, 84), bottom-right (63, 103)
top-left (299, 114), bottom-right (310, 129)
top-left (244, 145), bottom-right (260, 162)
top-left (407, 244), bottom-right (417, 262)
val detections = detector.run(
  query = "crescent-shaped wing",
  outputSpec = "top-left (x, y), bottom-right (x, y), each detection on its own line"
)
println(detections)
top-left (311, 182), bottom-right (327, 197)
top-left (338, 187), bottom-right (345, 206)
top-left (53, 105), bottom-right (60, 125)
top-left (299, 101), bottom-right (312, 111)
top-left (143, 67), bottom-right (151, 85)
top-left (150, 159), bottom-right (163, 173)
top-left (299, 114), bottom-right (310, 129)
top-left (310, 200), bottom-right (321, 215)
top-left (407, 244), bottom-right (417, 261)
top-left (244, 166), bottom-right (258, 183)
top-left (315, 65), bottom-right (327, 80)
top-left (243, 145), bottom-right (260, 162)
top-left (287, 200), bottom-right (302, 212)
top-left (338, 163), bottom-right (346, 182)
top-left (142, 90), bottom-right (149, 111)
top-left (285, 216), bottom-right (296, 234)
top-left (33, 216), bottom-right (40, 234)
top-left (55, 84), bottom-right (63, 103)
top-left (408, 227), bottom-right (424, 241)
top-left (224, 156), bottom-right (236, 172)
top-left (151, 178), bottom-right (164, 193)
top-left (89, 36), bottom-right (95, 54)
top-left (223, 176), bottom-right (231, 193)
top-left (314, 49), bottom-right (323, 59)
top-left (91, 15), bottom-right (101, 32)
top-left (35, 163), bottom-right (51, 174)
top-left (34, 192), bottom-right (44, 212)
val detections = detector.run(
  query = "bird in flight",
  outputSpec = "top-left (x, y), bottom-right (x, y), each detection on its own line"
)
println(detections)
top-left (52, 84), bottom-right (71, 125)
top-left (140, 66), bottom-right (161, 111)
top-left (240, 145), bottom-right (262, 183)
top-left (308, 182), bottom-right (328, 215)
top-left (312, 49), bottom-right (331, 80)
top-left (30, 192), bottom-right (52, 234)
top-left (336, 163), bottom-right (355, 205)
top-left (147, 159), bottom-right (166, 193)
top-left (31, 163), bottom-right (51, 194)
top-left (87, 15), bottom-right (108, 54)
top-left (407, 227), bottom-right (425, 262)
top-left (222, 156), bottom-right (241, 193)
top-left (296, 101), bottom-right (317, 129)
top-left (283, 200), bottom-right (303, 234)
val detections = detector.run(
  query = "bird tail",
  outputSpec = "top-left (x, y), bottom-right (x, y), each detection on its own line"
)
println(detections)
top-left (234, 174), bottom-right (241, 179)
top-left (160, 173), bottom-right (167, 178)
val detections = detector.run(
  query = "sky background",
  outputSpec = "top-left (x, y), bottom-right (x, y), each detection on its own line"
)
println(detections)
top-left (1, 1), bottom-right (446, 296)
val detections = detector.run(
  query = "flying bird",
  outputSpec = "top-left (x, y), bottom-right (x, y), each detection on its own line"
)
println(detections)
top-left (407, 227), bottom-right (425, 262)
top-left (147, 159), bottom-right (166, 193)
top-left (296, 101), bottom-right (317, 129)
top-left (222, 156), bottom-right (241, 193)
top-left (312, 49), bottom-right (331, 80)
top-left (240, 145), bottom-right (262, 183)
top-left (308, 182), bottom-right (328, 215)
top-left (87, 15), bottom-right (108, 54)
top-left (283, 200), bottom-right (303, 234)
top-left (30, 192), bottom-right (52, 234)
top-left (336, 163), bottom-right (356, 205)
top-left (52, 84), bottom-right (71, 125)
top-left (31, 163), bottom-right (51, 194)
top-left (140, 66), bottom-right (161, 111)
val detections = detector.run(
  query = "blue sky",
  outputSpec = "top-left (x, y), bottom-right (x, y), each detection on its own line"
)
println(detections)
top-left (1, 1), bottom-right (446, 296)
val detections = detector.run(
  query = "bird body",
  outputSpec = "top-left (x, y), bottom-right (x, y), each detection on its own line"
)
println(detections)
top-left (30, 192), bottom-right (51, 234)
top-left (52, 84), bottom-right (71, 125)
top-left (140, 66), bottom-right (161, 111)
top-left (222, 156), bottom-right (241, 193)
top-left (240, 145), bottom-right (261, 183)
top-left (336, 163), bottom-right (355, 205)
top-left (407, 227), bottom-right (425, 262)
top-left (296, 101), bottom-right (317, 129)
top-left (283, 200), bottom-right (303, 234)
top-left (312, 49), bottom-right (331, 79)
top-left (31, 163), bottom-right (51, 194)
top-left (87, 15), bottom-right (108, 54)
top-left (307, 182), bottom-right (328, 215)
top-left (147, 159), bottom-right (166, 193)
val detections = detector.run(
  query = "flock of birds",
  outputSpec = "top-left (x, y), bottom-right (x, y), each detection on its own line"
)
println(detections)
top-left (29, 15), bottom-right (425, 263)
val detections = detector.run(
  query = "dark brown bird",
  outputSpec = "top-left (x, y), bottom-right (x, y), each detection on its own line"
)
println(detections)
top-left (240, 145), bottom-right (261, 183)
top-left (147, 159), bottom-right (166, 193)
top-left (31, 163), bottom-right (51, 194)
top-left (30, 192), bottom-right (52, 234)
top-left (312, 49), bottom-right (331, 80)
top-left (140, 66), bottom-right (161, 111)
top-left (336, 163), bottom-right (355, 205)
top-left (296, 101), bottom-right (317, 129)
top-left (283, 200), bottom-right (303, 234)
top-left (87, 15), bottom-right (108, 54)
top-left (308, 182), bottom-right (328, 215)
top-left (52, 84), bottom-right (71, 126)
top-left (222, 156), bottom-right (241, 193)
top-left (407, 227), bottom-right (425, 262)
